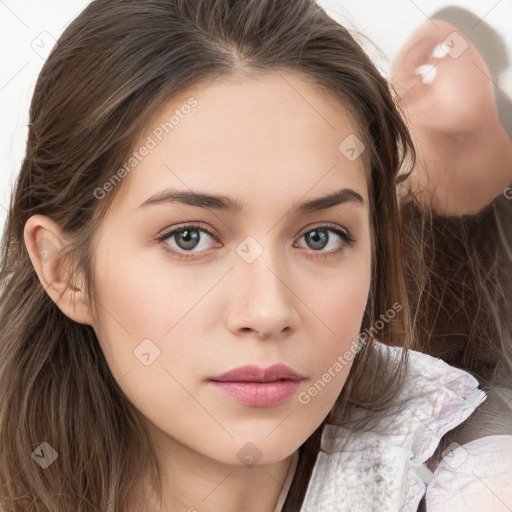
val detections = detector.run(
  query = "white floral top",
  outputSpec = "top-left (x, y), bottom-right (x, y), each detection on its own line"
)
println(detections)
top-left (273, 341), bottom-right (500, 512)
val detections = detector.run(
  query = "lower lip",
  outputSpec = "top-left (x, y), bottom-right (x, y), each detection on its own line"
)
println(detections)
top-left (209, 379), bottom-right (302, 407)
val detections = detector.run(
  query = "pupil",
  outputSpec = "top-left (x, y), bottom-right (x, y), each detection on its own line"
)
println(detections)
top-left (308, 229), bottom-right (327, 250)
top-left (178, 229), bottom-right (199, 249)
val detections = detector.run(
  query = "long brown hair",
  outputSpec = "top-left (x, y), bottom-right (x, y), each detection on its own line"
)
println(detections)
top-left (0, 1), bottom-right (415, 510)
top-left (401, 192), bottom-right (512, 444)
top-left (399, 8), bottom-right (512, 448)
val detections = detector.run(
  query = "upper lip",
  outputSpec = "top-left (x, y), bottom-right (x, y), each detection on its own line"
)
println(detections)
top-left (209, 364), bottom-right (304, 382)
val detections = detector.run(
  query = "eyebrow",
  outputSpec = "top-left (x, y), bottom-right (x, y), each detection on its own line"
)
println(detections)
top-left (137, 187), bottom-right (364, 214)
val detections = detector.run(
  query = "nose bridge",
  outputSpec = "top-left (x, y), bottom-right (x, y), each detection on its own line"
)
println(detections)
top-left (229, 232), bottom-right (297, 337)
top-left (235, 233), bottom-right (289, 300)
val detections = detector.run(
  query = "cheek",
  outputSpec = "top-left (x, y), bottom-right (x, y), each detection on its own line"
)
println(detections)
top-left (292, 273), bottom-right (369, 368)
top-left (291, 247), bottom-right (372, 420)
top-left (90, 247), bottom-right (209, 438)
top-left (89, 238), bottom-right (196, 380)
top-left (305, 240), bottom-right (372, 341)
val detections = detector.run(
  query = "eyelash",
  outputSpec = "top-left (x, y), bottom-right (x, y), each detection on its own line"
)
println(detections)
top-left (155, 222), bottom-right (356, 261)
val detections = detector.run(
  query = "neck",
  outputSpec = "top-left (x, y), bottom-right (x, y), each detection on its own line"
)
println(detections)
top-left (124, 425), bottom-right (297, 512)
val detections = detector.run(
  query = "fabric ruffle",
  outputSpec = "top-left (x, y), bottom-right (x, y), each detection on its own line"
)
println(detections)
top-left (300, 341), bottom-right (486, 512)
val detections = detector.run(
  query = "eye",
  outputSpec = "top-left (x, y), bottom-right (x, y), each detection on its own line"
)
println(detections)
top-left (156, 222), bottom-right (355, 260)
top-left (156, 222), bottom-right (219, 260)
top-left (295, 223), bottom-right (355, 260)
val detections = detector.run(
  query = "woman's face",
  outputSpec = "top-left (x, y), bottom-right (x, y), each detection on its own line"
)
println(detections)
top-left (90, 70), bottom-right (372, 466)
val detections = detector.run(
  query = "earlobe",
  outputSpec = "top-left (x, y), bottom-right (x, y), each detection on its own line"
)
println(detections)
top-left (23, 214), bottom-right (94, 326)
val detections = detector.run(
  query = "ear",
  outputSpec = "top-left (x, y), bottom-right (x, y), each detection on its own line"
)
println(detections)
top-left (24, 214), bottom-right (94, 326)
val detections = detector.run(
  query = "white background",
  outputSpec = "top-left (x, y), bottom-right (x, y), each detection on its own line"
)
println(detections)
top-left (1, 0), bottom-right (511, 232)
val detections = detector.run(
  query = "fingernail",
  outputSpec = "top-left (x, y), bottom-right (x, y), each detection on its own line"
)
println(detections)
top-left (414, 64), bottom-right (437, 85)
top-left (430, 43), bottom-right (448, 59)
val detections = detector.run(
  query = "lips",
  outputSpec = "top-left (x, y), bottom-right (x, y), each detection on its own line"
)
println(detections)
top-left (208, 364), bottom-right (304, 407)
top-left (209, 364), bottom-right (304, 383)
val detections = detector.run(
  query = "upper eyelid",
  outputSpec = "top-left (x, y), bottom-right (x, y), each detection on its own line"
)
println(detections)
top-left (158, 222), bottom-right (354, 251)
top-left (159, 221), bottom-right (351, 239)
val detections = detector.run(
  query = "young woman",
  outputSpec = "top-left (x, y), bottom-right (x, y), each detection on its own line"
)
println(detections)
top-left (0, 1), bottom-right (486, 510)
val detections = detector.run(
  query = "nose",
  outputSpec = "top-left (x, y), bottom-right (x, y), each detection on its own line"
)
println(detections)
top-left (226, 245), bottom-right (299, 341)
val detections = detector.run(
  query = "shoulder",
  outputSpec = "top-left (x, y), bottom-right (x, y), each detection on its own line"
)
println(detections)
top-left (300, 341), bottom-right (486, 512)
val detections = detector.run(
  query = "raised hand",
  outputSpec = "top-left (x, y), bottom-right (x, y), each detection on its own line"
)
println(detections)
top-left (391, 20), bottom-right (512, 215)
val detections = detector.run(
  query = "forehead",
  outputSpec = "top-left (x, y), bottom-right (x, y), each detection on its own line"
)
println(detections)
top-left (111, 70), bottom-right (369, 214)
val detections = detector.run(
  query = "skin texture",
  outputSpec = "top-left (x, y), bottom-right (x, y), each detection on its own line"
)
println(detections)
top-left (24, 71), bottom-right (372, 512)
top-left (391, 20), bottom-right (512, 215)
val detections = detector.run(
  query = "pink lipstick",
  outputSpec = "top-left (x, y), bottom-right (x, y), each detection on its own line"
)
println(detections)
top-left (208, 364), bottom-right (304, 407)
